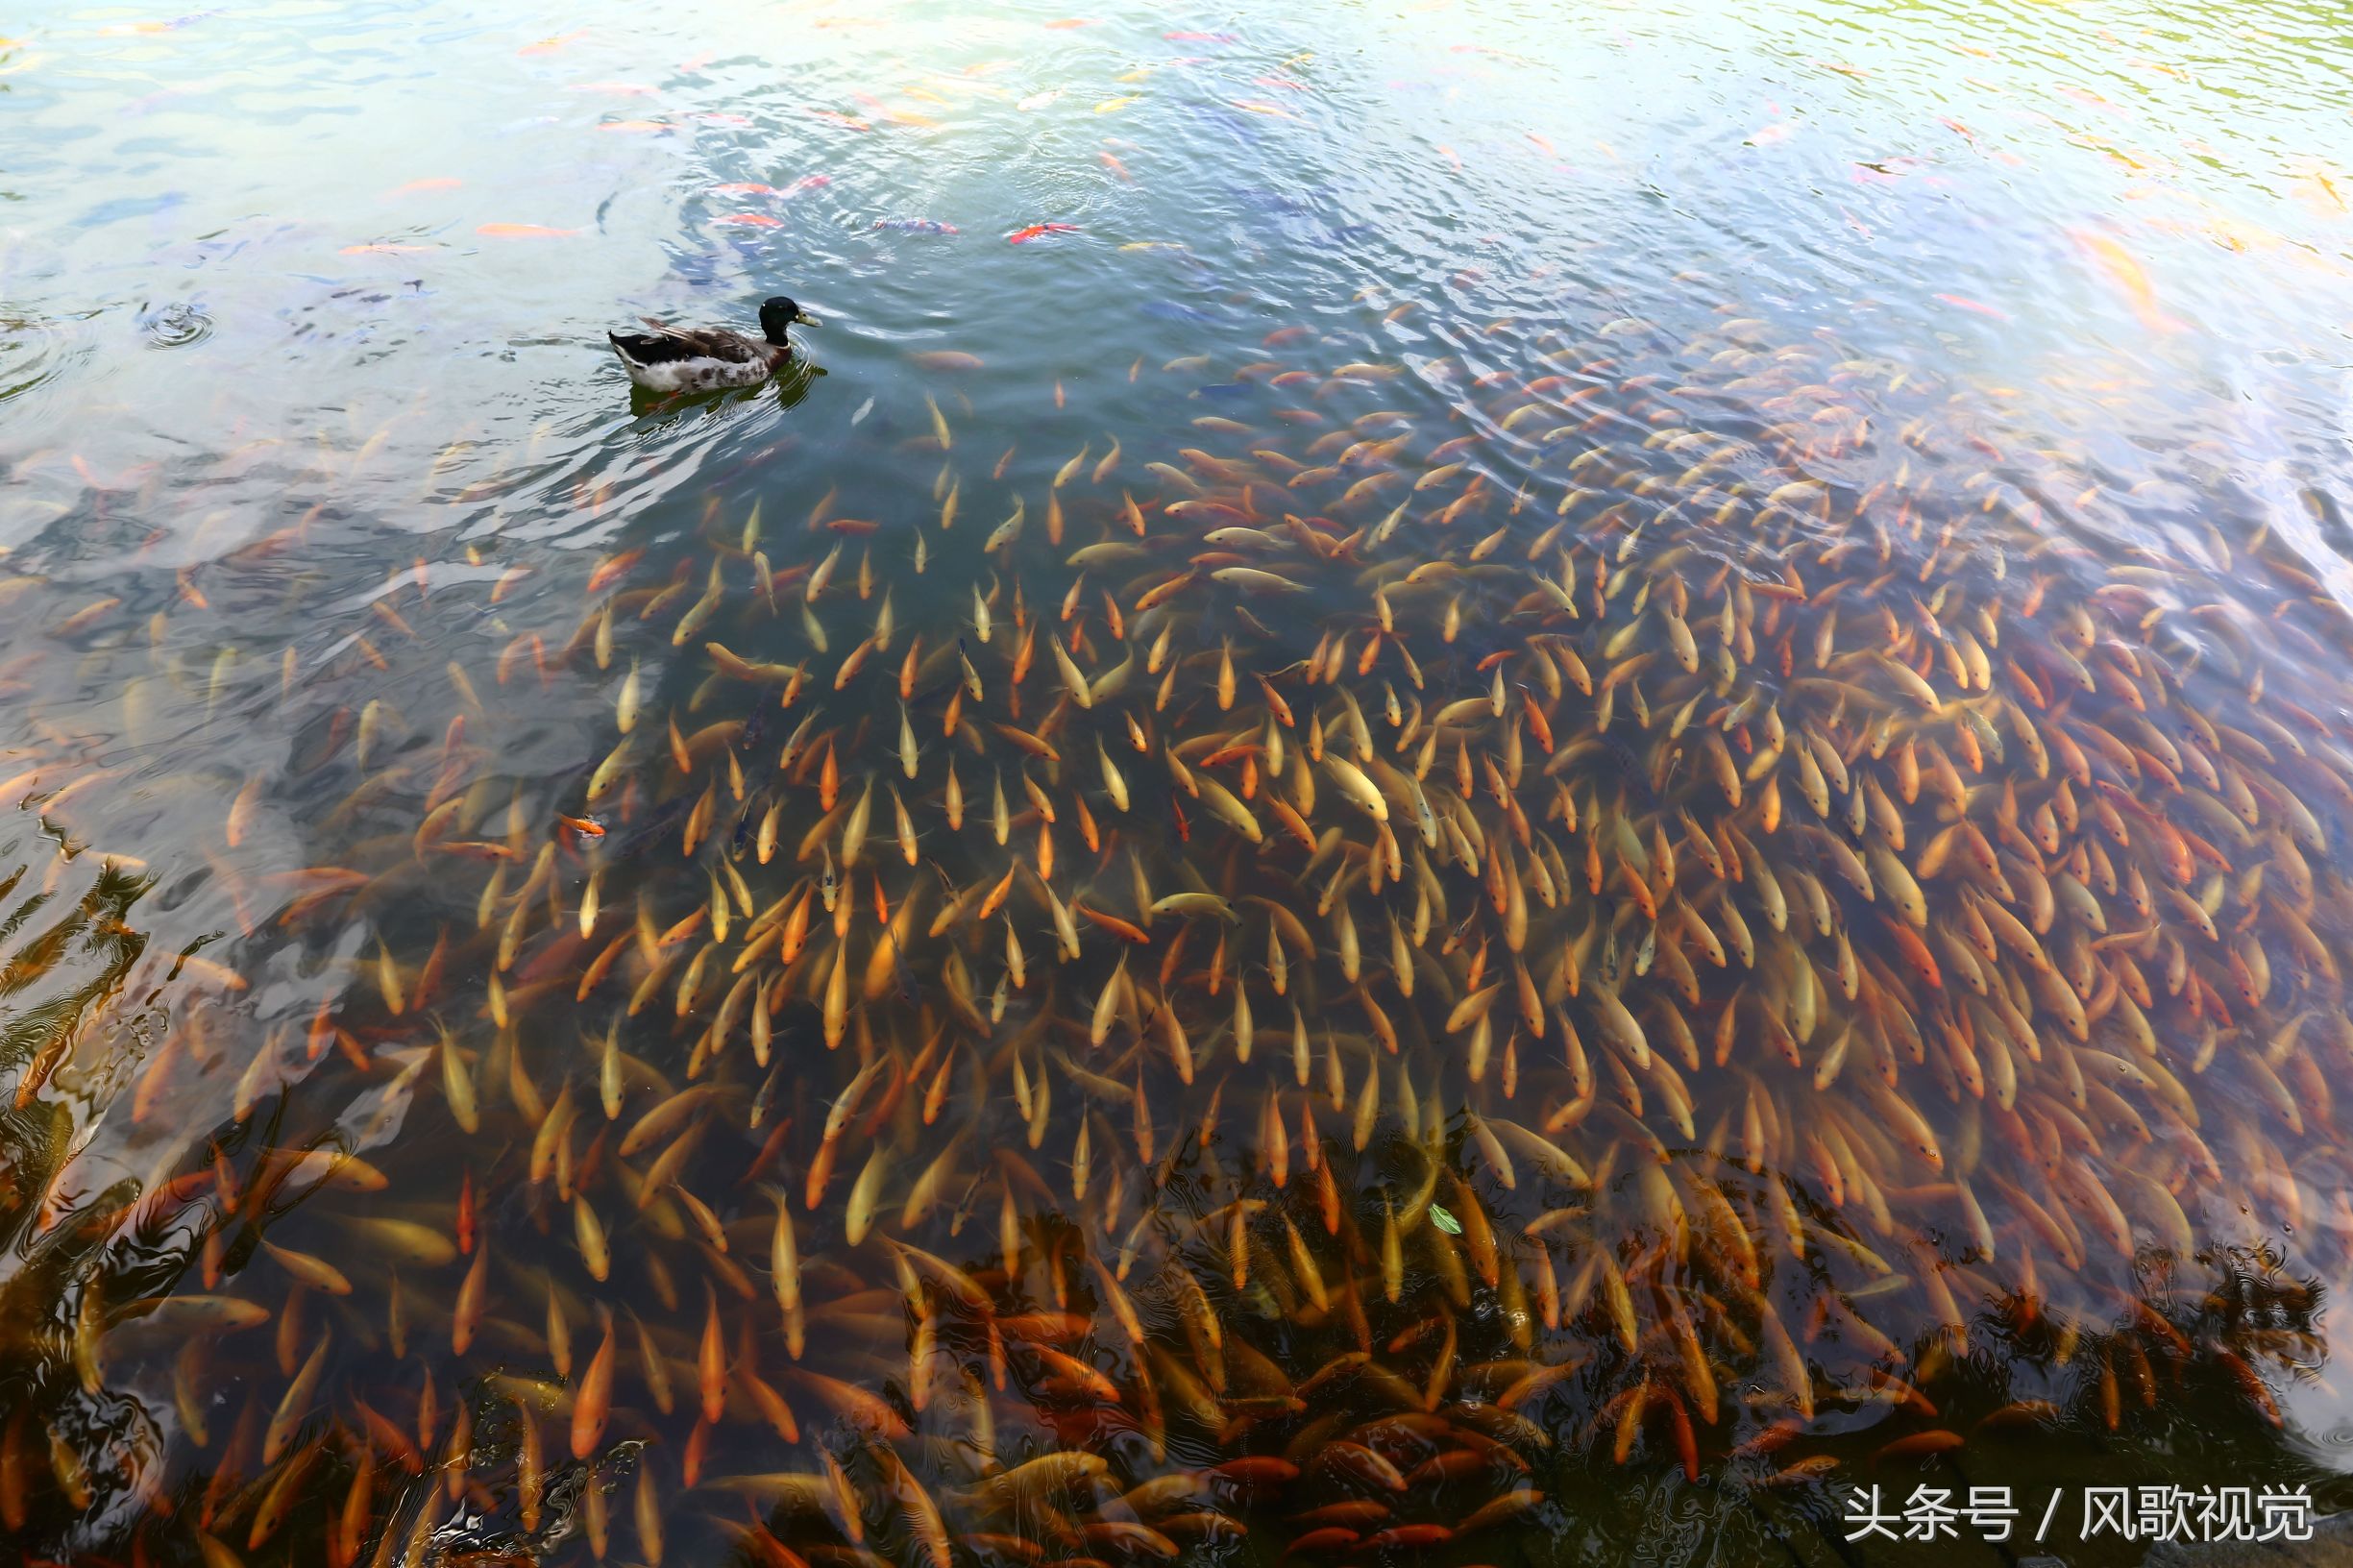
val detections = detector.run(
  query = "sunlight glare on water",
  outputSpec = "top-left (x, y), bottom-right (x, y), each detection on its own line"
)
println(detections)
top-left (5, 1), bottom-right (2353, 1565)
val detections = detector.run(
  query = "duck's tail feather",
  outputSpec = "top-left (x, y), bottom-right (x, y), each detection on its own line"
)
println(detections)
top-left (609, 331), bottom-right (694, 366)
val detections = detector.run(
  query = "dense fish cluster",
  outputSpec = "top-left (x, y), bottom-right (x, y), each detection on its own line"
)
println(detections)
top-left (3, 297), bottom-right (2349, 1567)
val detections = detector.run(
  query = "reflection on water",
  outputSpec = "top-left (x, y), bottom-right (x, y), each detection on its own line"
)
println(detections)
top-left (5, 0), bottom-right (2353, 1564)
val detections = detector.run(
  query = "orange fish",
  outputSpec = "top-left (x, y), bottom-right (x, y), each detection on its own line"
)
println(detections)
top-left (2071, 229), bottom-right (2183, 333)
top-left (1074, 904), bottom-right (1152, 944)
top-left (714, 212), bottom-right (784, 227)
top-left (572, 1316), bottom-right (615, 1458)
top-left (384, 178), bottom-right (463, 197)
top-left (586, 549), bottom-right (642, 593)
top-left (517, 30), bottom-right (584, 54)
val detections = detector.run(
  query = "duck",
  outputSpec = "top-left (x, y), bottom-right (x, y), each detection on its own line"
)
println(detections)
top-left (607, 296), bottom-right (818, 392)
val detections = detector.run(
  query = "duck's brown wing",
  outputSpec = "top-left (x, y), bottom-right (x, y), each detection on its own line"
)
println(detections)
top-left (610, 321), bottom-right (766, 365)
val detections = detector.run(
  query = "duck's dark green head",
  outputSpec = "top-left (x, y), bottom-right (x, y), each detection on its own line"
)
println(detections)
top-left (760, 297), bottom-right (818, 343)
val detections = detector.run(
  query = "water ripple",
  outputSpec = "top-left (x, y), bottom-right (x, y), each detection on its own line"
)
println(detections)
top-left (135, 299), bottom-right (212, 349)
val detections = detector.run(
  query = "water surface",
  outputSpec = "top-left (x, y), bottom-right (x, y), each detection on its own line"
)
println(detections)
top-left (6, 1), bottom-right (2353, 1564)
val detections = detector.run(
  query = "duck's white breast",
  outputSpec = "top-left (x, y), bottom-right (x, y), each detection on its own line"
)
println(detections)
top-left (624, 355), bottom-right (772, 393)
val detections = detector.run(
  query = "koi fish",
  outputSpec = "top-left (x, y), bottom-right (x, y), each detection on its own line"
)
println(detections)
top-left (1933, 292), bottom-right (2010, 320)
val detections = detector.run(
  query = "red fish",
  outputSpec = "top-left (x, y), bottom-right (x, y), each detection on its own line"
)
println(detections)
top-left (714, 212), bottom-right (783, 227)
top-left (714, 176), bottom-right (827, 198)
top-left (1934, 292), bottom-right (2010, 321)
top-left (1008, 223), bottom-right (1081, 243)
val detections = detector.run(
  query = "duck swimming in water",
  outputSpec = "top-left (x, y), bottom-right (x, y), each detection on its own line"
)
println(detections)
top-left (607, 296), bottom-right (818, 392)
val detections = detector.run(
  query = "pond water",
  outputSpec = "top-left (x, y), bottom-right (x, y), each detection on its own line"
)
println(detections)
top-left (7, 1), bottom-right (2353, 1565)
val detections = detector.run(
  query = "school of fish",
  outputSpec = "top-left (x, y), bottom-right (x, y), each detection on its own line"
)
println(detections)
top-left (2, 293), bottom-right (2348, 1568)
